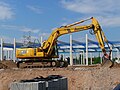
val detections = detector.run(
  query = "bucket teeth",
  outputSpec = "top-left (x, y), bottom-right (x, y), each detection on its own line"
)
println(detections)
top-left (101, 59), bottom-right (114, 68)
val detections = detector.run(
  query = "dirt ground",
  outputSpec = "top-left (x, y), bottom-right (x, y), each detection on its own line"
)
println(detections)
top-left (0, 66), bottom-right (120, 90)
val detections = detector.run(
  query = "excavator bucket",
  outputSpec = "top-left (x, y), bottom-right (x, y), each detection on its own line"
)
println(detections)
top-left (101, 58), bottom-right (114, 68)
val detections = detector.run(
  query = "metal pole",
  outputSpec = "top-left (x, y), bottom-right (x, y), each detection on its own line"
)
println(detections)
top-left (83, 50), bottom-right (85, 65)
top-left (86, 34), bottom-right (88, 65)
top-left (11, 50), bottom-right (13, 60)
top-left (100, 52), bottom-right (102, 64)
top-left (40, 36), bottom-right (43, 46)
top-left (90, 53), bottom-right (92, 65)
top-left (6, 50), bottom-right (8, 60)
top-left (1, 38), bottom-right (3, 61)
top-left (117, 48), bottom-right (119, 61)
top-left (70, 34), bottom-right (73, 66)
top-left (8, 50), bottom-right (10, 60)
top-left (80, 53), bottom-right (82, 65)
top-left (77, 53), bottom-right (80, 64)
top-left (63, 54), bottom-right (65, 61)
top-left (13, 38), bottom-right (16, 62)
top-left (110, 46), bottom-right (113, 60)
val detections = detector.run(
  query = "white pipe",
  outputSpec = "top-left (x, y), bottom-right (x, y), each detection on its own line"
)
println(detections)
top-left (40, 36), bottom-right (43, 46)
top-left (100, 52), bottom-right (102, 64)
top-left (86, 34), bottom-right (88, 65)
top-left (117, 48), bottom-right (119, 61)
top-left (110, 46), bottom-right (113, 60)
top-left (11, 50), bottom-right (13, 60)
top-left (63, 54), bottom-right (65, 61)
top-left (13, 38), bottom-right (16, 62)
top-left (1, 38), bottom-right (3, 61)
top-left (80, 53), bottom-right (82, 64)
top-left (77, 53), bottom-right (80, 64)
top-left (70, 34), bottom-right (73, 66)
top-left (8, 50), bottom-right (10, 60)
top-left (6, 50), bottom-right (8, 60)
top-left (90, 53), bottom-right (92, 65)
top-left (83, 50), bottom-right (85, 65)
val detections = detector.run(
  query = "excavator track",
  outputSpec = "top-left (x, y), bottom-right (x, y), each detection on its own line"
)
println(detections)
top-left (17, 60), bottom-right (68, 68)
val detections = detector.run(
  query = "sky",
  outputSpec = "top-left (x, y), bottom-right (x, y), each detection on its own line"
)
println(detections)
top-left (0, 0), bottom-right (120, 43)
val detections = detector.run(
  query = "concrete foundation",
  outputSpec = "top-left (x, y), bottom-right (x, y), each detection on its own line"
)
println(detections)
top-left (10, 75), bottom-right (68, 90)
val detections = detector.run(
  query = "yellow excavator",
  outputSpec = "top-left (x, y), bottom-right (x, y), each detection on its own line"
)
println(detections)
top-left (16, 17), bottom-right (113, 68)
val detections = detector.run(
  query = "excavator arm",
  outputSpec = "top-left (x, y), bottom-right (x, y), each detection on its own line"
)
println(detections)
top-left (91, 17), bottom-right (113, 67)
top-left (41, 17), bottom-right (113, 67)
top-left (91, 17), bottom-right (111, 58)
top-left (42, 17), bottom-right (111, 58)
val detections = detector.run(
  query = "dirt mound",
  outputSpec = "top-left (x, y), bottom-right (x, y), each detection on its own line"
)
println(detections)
top-left (112, 62), bottom-right (120, 68)
top-left (0, 67), bottom-right (120, 90)
top-left (0, 60), bottom-right (17, 69)
top-left (0, 61), bottom-right (119, 90)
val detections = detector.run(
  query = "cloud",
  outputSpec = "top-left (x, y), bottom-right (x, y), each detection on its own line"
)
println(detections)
top-left (0, 24), bottom-right (40, 42)
top-left (0, 24), bottom-right (19, 29)
top-left (27, 5), bottom-right (42, 14)
top-left (0, 35), bottom-right (13, 43)
top-left (0, 24), bottom-right (40, 33)
top-left (61, 0), bottom-right (120, 27)
top-left (0, 24), bottom-right (50, 41)
top-left (0, 2), bottom-right (14, 20)
top-left (39, 32), bottom-right (50, 37)
top-left (97, 16), bottom-right (120, 27)
top-left (38, 32), bottom-right (50, 40)
top-left (21, 27), bottom-right (40, 33)
top-left (61, 0), bottom-right (117, 15)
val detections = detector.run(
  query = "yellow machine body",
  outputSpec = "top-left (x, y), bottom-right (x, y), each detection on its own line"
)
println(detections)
top-left (16, 17), bottom-right (112, 67)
